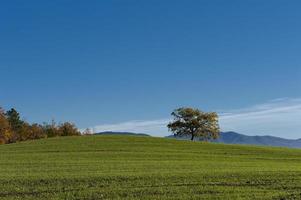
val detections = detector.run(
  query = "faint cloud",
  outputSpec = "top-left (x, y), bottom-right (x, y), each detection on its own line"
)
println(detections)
top-left (92, 119), bottom-right (170, 137)
top-left (219, 98), bottom-right (301, 139)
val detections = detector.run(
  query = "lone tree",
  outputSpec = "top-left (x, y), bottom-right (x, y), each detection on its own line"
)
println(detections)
top-left (167, 107), bottom-right (220, 141)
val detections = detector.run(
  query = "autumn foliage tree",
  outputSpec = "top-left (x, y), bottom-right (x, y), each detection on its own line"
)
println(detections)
top-left (42, 120), bottom-right (60, 137)
top-left (58, 122), bottom-right (81, 136)
top-left (24, 123), bottom-right (46, 140)
top-left (0, 108), bottom-right (13, 144)
top-left (167, 107), bottom-right (220, 141)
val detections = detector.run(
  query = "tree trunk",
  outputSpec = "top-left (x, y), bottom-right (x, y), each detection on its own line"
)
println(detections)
top-left (191, 134), bottom-right (194, 141)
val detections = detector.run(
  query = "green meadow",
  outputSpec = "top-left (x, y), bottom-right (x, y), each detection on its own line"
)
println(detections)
top-left (1, 135), bottom-right (301, 200)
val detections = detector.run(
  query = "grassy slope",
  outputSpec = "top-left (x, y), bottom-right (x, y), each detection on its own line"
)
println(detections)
top-left (0, 135), bottom-right (301, 200)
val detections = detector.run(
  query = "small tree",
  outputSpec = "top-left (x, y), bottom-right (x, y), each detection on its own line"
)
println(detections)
top-left (28, 123), bottom-right (47, 140)
top-left (167, 107), bottom-right (220, 141)
top-left (58, 122), bottom-right (81, 136)
top-left (42, 120), bottom-right (59, 137)
top-left (83, 128), bottom-right (93, 135)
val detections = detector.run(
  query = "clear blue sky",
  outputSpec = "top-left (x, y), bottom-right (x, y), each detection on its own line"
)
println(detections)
top-left (1, 0), bottom-right (301, 137)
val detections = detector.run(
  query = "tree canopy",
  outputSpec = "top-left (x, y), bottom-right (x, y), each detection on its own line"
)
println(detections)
top-left (167, 107), bottom-right (220, 141)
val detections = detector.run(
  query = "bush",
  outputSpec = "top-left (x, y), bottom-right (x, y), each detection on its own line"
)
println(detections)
top-left (58, 122), bottom-right (81, 136)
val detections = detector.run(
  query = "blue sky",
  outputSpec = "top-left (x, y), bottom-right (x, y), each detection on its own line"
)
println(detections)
top-left (1, 1), bottom-right (301, 138)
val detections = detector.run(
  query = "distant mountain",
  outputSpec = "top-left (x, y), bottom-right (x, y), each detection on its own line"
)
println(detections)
top-left (167, 132), bottom-right (301, 148)
top-left (95, 131), bottom-right (150, 137)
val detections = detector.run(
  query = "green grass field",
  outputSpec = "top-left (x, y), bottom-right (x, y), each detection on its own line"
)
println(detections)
top-left (1, 135), bottom-right (301, 200)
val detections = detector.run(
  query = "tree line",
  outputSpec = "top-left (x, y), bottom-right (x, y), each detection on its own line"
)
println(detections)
top-left (0, 107), bottom-right (81, 144)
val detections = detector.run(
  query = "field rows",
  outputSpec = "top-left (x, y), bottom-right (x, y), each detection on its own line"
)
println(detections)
top-left (1, 135), bottom-right (301, 199)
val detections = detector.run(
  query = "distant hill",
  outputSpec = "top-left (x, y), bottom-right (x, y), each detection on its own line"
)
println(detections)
top-left (95, 131), bottom-right (150, 137)
top-left (167, 132), bottom-right (301, 148)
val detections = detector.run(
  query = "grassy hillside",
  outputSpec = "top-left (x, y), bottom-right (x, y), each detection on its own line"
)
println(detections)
top-left (1, 135), bottom-right (301, 200)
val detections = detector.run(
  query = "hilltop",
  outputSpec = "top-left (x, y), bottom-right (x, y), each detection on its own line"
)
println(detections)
top-left (1, 135), bottom-right (301, 199)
